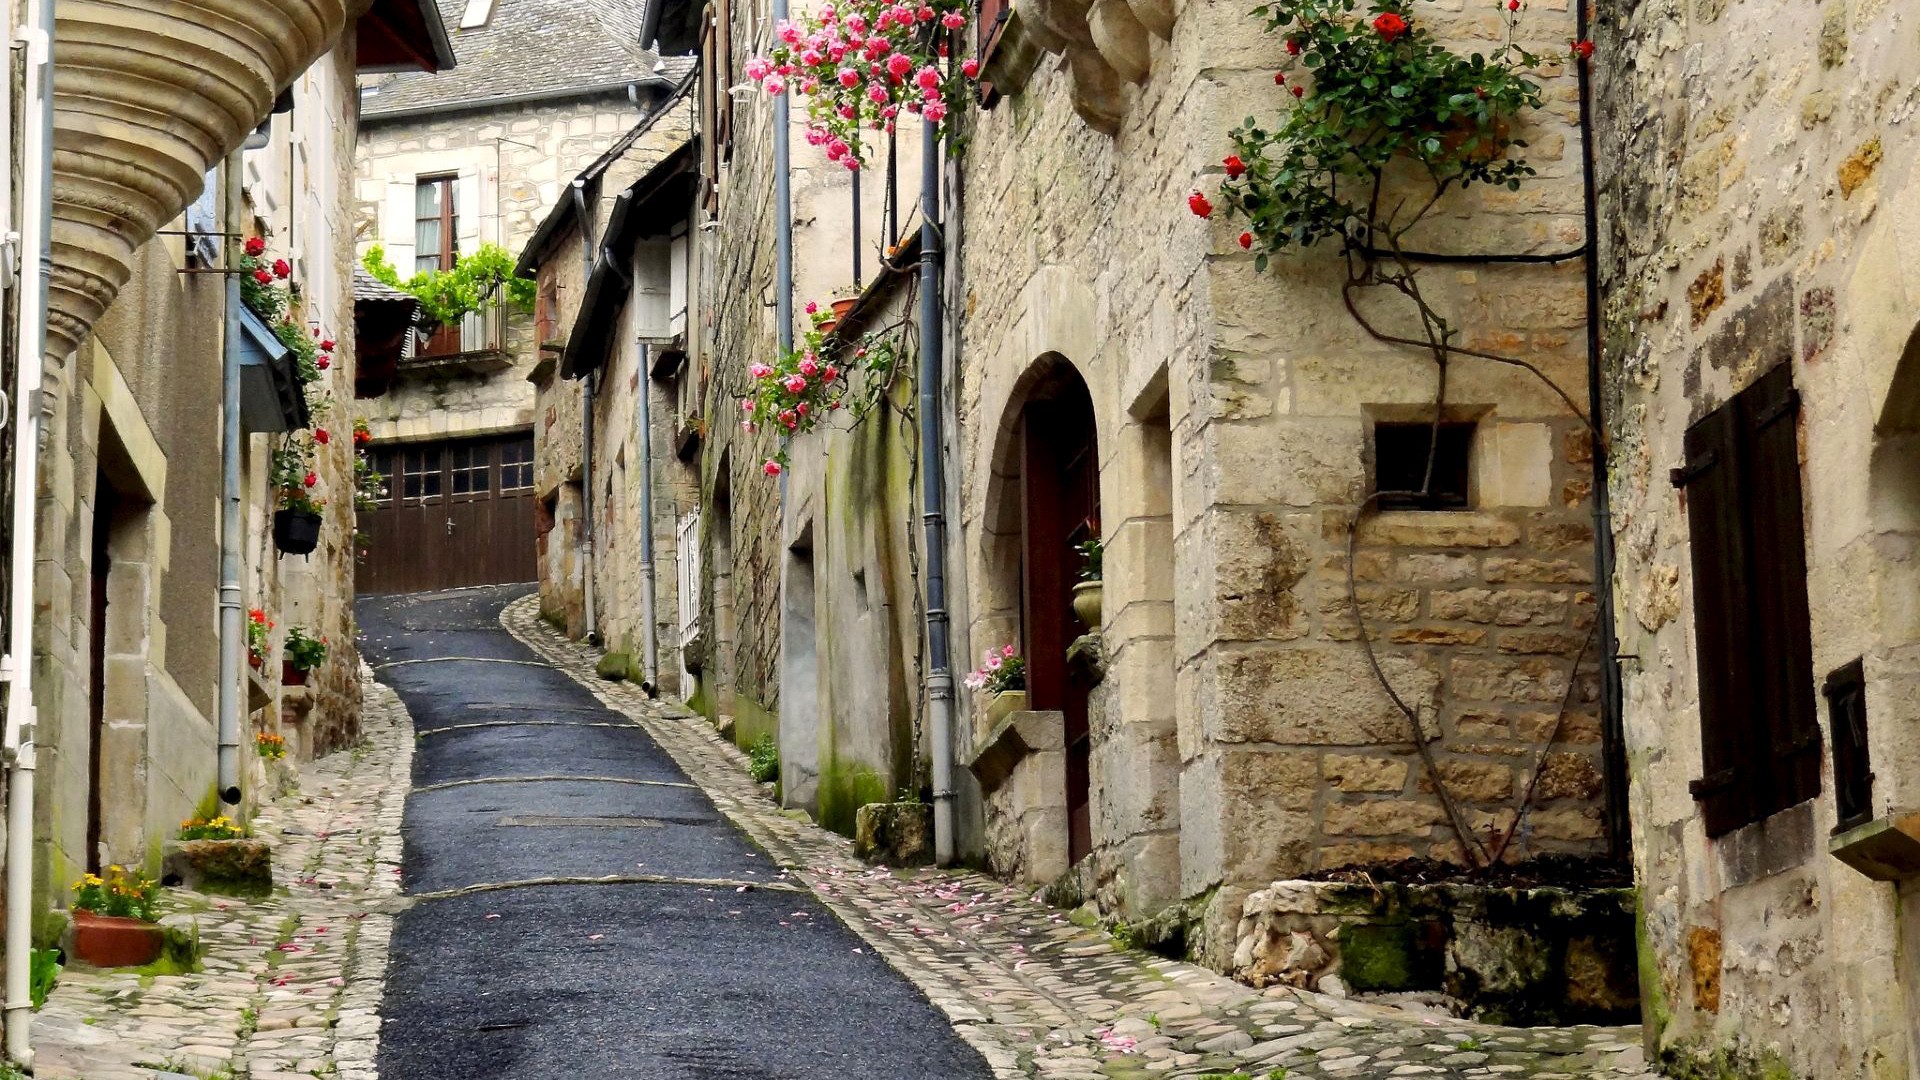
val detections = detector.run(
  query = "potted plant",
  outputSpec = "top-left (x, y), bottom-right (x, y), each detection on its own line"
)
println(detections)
top-left (246, 608), bottom-right (272, 671)
top-left (1072, 537), bottom-right (1103, 630)
top-left (165, 815), bottom-right (272, 897)
top-left (271, 438), bottom-right (324, 556)
top-left (255, 731), bottom-right (287, 761)
top-left (964, 644), bottom-right (1027, 727)
top-left (69, 866), bottom-right (162, 968)
top-left (281, 627), bottom-right (327, 685)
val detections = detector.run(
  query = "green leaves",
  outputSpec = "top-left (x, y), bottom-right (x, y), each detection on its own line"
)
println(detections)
top-left (362, 243), bottom-right (536, 328)
top-left (1213, 0), bottom-right (1551, 266)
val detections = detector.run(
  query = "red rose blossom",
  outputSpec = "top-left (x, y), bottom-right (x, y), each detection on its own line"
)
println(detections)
top-left (315, 428), bottom-right (330, 444)
top-left (320, 339), bottom-right (335, 351)
top-left (303, 472), bottom-right (317, 487)
top-left (1238, 232), bottom-right (1253, 250)
top-left (1224, 154), bottom-right (1247, 179)
top-left (1285, 37), bottom-right (1301, 55)
top-left (1274, 71), bottom-right (1286, 85)
top-left (1570, 38), bottom-right (1594, 59)
top-left (253, 269), bottom-right (273, 285)
top-left (272, 258), bottom-right (291, 279)
top-left (317, 356), bottom-right (330, 370)
top-left (1187, 191), bottom-right (1213, 218)
top-left (1372, 12), bottom-right (1407, 40)
top-left (1291, 84), bottom-right (1305, 98)
top-left (244, 236), bottom-right (266, 257)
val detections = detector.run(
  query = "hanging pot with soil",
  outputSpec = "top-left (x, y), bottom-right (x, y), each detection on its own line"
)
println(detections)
top-left (272, 508), bottom-right (322, 556)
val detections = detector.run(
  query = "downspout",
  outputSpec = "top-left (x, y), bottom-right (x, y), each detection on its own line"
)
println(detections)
top-left (636, 342), bottom-right (660, 696)
top-left (215, 145), bottom-right (248, 812)
top-left (917, 117), bottom-right (955, 865)
top-left (1574, 0), bottom-right (1629, 862)
top-left (773, 0), bottom-right (793, 357)
top-left (573, 182), bottom-right (599, 643)
top-left (3, 0), bottom-right (53, 1063)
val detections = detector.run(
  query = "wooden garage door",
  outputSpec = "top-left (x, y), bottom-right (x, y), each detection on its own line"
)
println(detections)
top-left (358, 433), bottom-right (538, 594)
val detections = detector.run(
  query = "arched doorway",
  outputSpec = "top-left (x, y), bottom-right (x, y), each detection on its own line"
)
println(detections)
top-left (1017, 362), bottom-right (1100, 865)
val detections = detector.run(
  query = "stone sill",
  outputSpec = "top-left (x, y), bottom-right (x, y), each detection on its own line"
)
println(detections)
top-left (964, 708), bottom-right (1063, 793)
top-left (1829, 810), bottom-right (1920, 881)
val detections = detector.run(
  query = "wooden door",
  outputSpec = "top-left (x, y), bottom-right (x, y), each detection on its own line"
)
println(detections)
top-left (1021, 384), bottom-right (1099, 866)
top-left (86, 475), bottom-right (114, 874)
top-left (357, 434), bottom-right (538, 594)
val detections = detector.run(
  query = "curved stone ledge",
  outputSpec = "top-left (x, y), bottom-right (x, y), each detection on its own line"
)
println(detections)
top-left (48, 0), bottom-right (350, 363)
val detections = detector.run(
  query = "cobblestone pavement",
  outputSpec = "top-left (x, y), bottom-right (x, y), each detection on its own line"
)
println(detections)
top-left (34, 670), bottom-right (411, 1080)
top-left (504, 595), bottom-right (1661, 1080)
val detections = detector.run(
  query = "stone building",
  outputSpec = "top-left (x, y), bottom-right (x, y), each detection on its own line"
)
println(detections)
top-left (661, 0), bottom-right (1620, 971)
top-left (1594, 3), bottom-right (1920, 1076)
top-left (9, 1), bottom-right (445, 911)
top-left (350, 0), bottom-right (687, 595)
top-left (520, 87), bottom-right (698, 675)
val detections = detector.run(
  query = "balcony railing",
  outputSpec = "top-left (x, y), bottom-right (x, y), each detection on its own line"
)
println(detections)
top-left (401, 300), bottom-right (512, 375)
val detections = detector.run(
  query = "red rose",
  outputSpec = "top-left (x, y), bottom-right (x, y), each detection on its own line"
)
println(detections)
top-left (317, 356), bottom-right (330, 370)
top-left (1372, 12), bottom-right (1408, 40)
top-left (1274, 71), bottom-right (1286, 85)
top-left (1285, 36), bottom-right (1301, 55)
top-left (315, 428), bottom-right (330, 444)
top-left (1223, 154), bottom-right (1247, 179)
top-left (1570, 38), bottom-right (1594, 59)
top-left (303, 472), bottom-right (317, 487)
top-left (254, 269), bottom-right (273, 285)
top-left (1507, 0), bottom-right (1519, 9)
top-left (272, 258), bottom-right (291, 279)
top-left (354, 430), bottom-right (371, 446)
top-left (1187, 191), bottom-right (1213, 218)
top-left (1238, 232), bottom-right (1253, 250)
top-left (1291, 84), bottom-right (1305, 98)
top-left (244, 236), bottom-right (266, 257)
top-left (320, 339), bottom-right (335, 351)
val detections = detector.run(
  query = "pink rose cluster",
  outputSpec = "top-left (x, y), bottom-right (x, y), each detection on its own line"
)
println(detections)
top-left (739, 303), bottom-right (855, 476)
top-left (962, 644), bottom-right (1024, 694)
top-left (745, 0), bottom-right (981, 169)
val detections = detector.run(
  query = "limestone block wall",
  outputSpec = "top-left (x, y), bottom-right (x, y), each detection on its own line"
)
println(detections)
top-left (1595, 0), bottom-right (1920, 1073)
top-left (355, 92), bottom-right (653, 443)
top-left (952, 0), bottom-right (1602, 933)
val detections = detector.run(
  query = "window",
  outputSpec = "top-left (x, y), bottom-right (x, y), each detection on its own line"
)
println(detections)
top-left (399, 445), bottom-right (443, 502)
top-left (368, 448), bottom-right (397, 508)
top-left (1672, 362), bottom-right (1820, 837)
top-left (459, 0), bottom-right (496, 28)
top-left (449, 442), bottom-right (492, 497)
top-left (1824, 659), bottom-right (1872, 834)
top-left (1373, 421), bottom-right (1473, 510)
top-left (500, 438), bottom-right (534, 492)
top-left (414, 176), bottom-right (456, 274)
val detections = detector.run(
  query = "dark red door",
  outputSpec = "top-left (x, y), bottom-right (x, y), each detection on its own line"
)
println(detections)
top-left (1021, 378), bottom-right (1099, 866)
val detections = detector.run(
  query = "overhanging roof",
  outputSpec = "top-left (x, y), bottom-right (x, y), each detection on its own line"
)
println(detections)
top-left (357, 0), bottom-right (457, 74)
top-left (557, 142), bottom-right (697, 380)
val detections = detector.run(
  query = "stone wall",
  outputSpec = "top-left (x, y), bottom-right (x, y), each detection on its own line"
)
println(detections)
top-left (27, 40), bottom-right (365, 908)
top-left (354, 91), bottom-right (658, 444)
top-left (527, 97), bottom-right (699, 691)
top-left (950, 0), bottom-right (1604, 937)
top-left (1595, 0), bottom-right (1920, 1073)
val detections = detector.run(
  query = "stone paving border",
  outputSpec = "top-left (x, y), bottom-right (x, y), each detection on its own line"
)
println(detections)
top-left (34, 667), bottom-right (412, 1080)
top-left (503, 594), bottom-right (1662, 1080)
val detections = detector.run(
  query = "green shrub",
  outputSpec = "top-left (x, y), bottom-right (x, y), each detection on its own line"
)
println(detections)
top-left (29, 948), bottom-right (58, 1009)
top-left (747, 735), bottom-right (779, 784)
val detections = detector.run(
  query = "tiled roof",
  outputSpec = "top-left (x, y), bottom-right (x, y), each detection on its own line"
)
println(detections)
top-left (360, 0), bottom-right (682, 119)
top-left (353, 267), bottom-right (418, 304)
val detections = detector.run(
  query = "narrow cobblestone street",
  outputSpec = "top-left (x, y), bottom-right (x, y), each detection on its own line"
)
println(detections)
top-left (34, 585), bottom-right (1661, 1079)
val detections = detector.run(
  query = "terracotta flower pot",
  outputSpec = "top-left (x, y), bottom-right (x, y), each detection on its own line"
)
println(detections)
top-left (71, 910), bottom-right (163, 969)
top-left (281, 661), bottom-right (309, 686)
top-left (831, 296), bottom-right (859, 320)
top-left (1072, 579), bottom-right (1103, 630)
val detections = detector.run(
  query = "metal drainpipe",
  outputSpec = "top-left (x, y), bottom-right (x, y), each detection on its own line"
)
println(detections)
top-left (2, 0), bottom-right (53, 1063)
top-left (916, 117), bottom-right (955, 865)
top-left (636, 342), bottom-right (660, 697)
top-left (216, 265), bottom-right (244, 808)
top-left (574, 183), bottom-right (599, 642)
top-left (1574, 0), bottom-right (1629, 863)
top-left (773, 0), bottom-right (793, 358)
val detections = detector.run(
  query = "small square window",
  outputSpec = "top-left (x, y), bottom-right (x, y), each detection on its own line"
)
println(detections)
top-left (1374, 422), bottom-right (1474, 511)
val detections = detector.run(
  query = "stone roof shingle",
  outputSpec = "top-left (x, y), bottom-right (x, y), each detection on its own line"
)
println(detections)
top-left (360, 0), bottom-right (681, 119)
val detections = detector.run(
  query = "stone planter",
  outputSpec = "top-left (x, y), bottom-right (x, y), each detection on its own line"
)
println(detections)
top-left (70, 911), bottom-right (163, 969)
top-left (986, 690), bottom-right (1028, 729)
top-left (853, 802), bottom-right (932, 866)
top-left (1071, 580), bottom-right (1103, 630)
top-left (162, 837), bottom-right (273, 898)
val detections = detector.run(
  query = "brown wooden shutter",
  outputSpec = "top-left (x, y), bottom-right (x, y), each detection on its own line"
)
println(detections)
top-left (1677, 401), bottom-right (1757, 836)
top-left (978, 0), bottom-right (1009, 59)
top-left (1740, 363), bottom-right (1821, 816)
top-left (1676, 361), bottom-right (1821, 837)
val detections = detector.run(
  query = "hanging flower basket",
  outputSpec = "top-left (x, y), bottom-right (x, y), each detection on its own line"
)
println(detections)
top-left (273, 508), bottom-right (322, 555)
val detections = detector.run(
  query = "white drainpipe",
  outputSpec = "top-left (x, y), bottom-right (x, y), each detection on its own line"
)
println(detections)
top-left (635, 340), bottom-right (659, 695)
top-left (4, 0), bottom-right (55, 1064)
